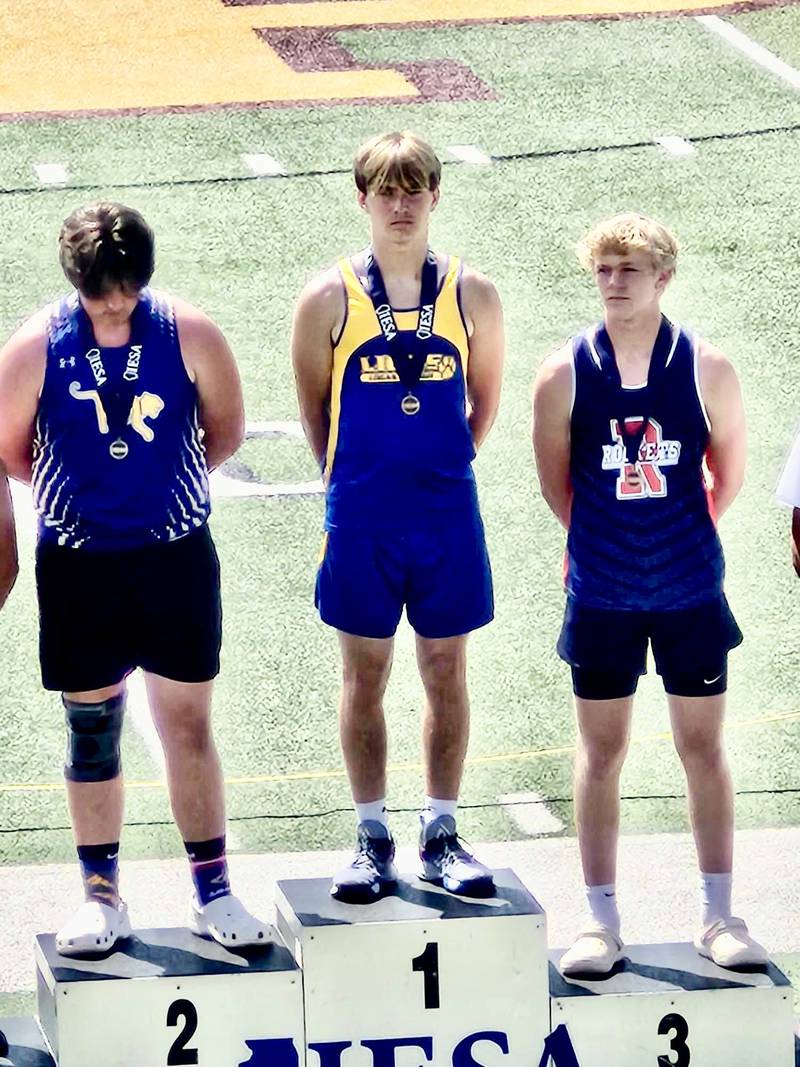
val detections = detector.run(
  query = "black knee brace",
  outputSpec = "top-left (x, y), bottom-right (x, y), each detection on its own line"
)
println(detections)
top-left (63, 693), bottom-right (125, 783)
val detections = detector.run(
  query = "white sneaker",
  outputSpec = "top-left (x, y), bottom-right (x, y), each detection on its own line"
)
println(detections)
top-left (55, 900), bottom-right (131, 957)
top-left (695, 916), bottom-right (768, 968)
top-left (560, 924), bottom-right (625, 977)
top-left (189, 894), bottom-right (276, 949)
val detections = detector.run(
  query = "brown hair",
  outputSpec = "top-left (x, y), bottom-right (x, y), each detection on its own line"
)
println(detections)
top-left (58, 202), bottom-right (155, 297)
top-left (353, 131), bottom-right (441, 195)
top-left (576, 212), bottom-right (678, 273)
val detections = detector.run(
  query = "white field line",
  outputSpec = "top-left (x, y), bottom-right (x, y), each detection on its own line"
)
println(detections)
top-left (498, 791), bottom-right (565, 836)
top-left (242, 153), bottom-right (286, 176)
top-left (446, 144), bottom-right (492, 166)
top-left (696, 15), bottom-right (800, 92)
top-left (245, 420), bottom-right (306, 439)
top-left (213, 418), bottom-right (324, 497)
top-left (34, 163), bottom-right (68, 185)
top-left (126, 671), bottom-right (243, 852)
top-left (209, 472), bottom-right (323, 498)
top-left (654, 136), bottom-right (696, 158)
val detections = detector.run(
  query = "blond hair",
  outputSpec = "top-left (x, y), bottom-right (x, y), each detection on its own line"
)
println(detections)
top-left (353, 131), bottom-right (441, 195)
top-left (576, 213), bottom-right (678, 273)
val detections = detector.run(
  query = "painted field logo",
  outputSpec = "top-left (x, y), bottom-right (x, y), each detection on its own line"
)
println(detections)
top-left (0, 0), bottom-right (789, 118)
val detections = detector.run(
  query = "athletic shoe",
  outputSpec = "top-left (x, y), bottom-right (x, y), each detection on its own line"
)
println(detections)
top-left (190, 893), bottom-right (276, 949)
top-left (694, 916), bottom-right (768, 968)
top-left (560, 924), bottom-right (625, 977)
top-left (418, 814), bottom-right (495, 897)
top-left (330, 820), bottom-right (398, 903)
top-left (55, 899), bottom-right (132, 957)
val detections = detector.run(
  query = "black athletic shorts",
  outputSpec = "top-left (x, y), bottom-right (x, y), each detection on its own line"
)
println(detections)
top-left (557, 595), bottom-right (743, 700)
top-left (36, 525), bottom-right (222, 692)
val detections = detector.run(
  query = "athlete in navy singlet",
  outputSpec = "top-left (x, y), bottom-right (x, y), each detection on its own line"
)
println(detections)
top-left (0, 202), bottom-right (270, 955)
top-left (293, 132), bottom-right (504, 902)
top-left (533, 213), bottom-right (766, 974)
top-left (35, 288), bottom-right (209, 549)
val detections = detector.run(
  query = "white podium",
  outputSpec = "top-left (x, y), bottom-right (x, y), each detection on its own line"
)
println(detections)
top-left (548, 942), bottom-right (796, 1067)
top-left (0, 1016), bottom-right (54, 1067)
top-left (276, 868), bottom-right (549, 1067)
top-left (35, 927), bottom-right (304, 1067)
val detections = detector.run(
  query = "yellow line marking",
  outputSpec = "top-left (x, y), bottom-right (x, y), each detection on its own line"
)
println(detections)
top-left (0, 0), bottom-right (765, 115)
top-left (1, 709), bottom-right (798, 795)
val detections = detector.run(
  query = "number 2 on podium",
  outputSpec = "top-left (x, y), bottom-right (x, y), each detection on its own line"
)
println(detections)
top-left (412, 942), bottom-right (440, 1009)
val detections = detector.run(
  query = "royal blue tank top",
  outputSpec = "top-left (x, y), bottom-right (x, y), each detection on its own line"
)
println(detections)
top-left (566, 318), bottom-right (724, 610)
top-left (34, 289), bottom-right (210, 549)
top-left (323, 254), bottom-right (478, 530)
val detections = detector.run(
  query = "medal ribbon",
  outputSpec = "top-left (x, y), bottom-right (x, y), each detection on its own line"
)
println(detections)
top-left (363, 249), bottom-right (439, 396)
top-left (595, 316), bottom-right (674, 465)
top-left (76, 301), bottom-right (144, 442)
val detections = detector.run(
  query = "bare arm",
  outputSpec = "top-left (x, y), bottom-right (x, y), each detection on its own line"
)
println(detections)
top-left (0, 317), bottom-right (47, 484)
top-left (290, 269), bottom-right (342, 469)
top-left (699, 341), bottom-right (745, 520)
top-left (175, 300), bottom-right (245, 472)
top-left (460, 269), bottom-right (504, 449)
top-left (532, 344), bottom-right (574, 529)
top-left (0, 466), bottom-right (18, 608)
top-left (791, 509), bottom-right (800, 578)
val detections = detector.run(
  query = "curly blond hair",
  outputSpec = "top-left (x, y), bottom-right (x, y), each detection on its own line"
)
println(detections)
top-left (576, 213), bottom-right (678, 273)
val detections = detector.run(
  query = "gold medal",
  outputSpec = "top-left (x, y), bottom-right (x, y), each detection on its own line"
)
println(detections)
top-left (401, 394), bottom-right (421, 416)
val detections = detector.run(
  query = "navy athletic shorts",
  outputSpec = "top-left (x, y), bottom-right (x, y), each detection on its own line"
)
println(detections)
top-left (36, 525), bottom-right (222, 692)
top-left (315, 519), bottom-right (494, 640)
top-left (557, 594), bottom-right (743, 699)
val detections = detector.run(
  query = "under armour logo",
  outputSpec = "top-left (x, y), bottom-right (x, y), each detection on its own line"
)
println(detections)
top-left (59, 357), bottom-right (76, 369)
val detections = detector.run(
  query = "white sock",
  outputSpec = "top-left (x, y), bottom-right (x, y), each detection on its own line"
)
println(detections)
top-left (586, 883), bottom-right (621, 935)
top-left (421, 796), bottom-right (458, 825)
top-left (700, 871), bottom-right (732, 926)
top-left (355, 799), bottom-right (389, 829)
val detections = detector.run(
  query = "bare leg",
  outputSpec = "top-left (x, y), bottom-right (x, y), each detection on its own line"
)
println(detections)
top-left (667, 693), bottom-right (733, 874)
top-left (337, 633), bottom-right (394, 803)
top-left (574, 696), bottom-right (634, 887)
top-left (415, 634), bottom-right (469, 799)
top-left (64, 682), bottom-right (126, 847)
top-left (144, 673), bottom-right (224, 841)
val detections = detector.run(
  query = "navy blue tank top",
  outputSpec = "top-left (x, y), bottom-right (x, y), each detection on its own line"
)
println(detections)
top-left (34, 289), bottom-right (210, 549)
top-left (566, 318), bottom-right (724, 610)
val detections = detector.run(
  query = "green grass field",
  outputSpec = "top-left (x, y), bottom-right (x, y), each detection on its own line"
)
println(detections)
top-left (0, 4), bottom-right (799, 870)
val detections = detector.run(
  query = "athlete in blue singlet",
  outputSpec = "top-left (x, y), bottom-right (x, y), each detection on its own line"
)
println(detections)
top-left (292, 132), bottom-right (505, 902)
top-left (533, 213), bottom-right (766, 975)
top-left (0, 202), bottom-right (271, 955)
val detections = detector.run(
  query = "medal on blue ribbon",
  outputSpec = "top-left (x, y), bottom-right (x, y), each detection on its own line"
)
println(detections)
top-left (364, 249), bottom-right (439, 415)
top-left (77, 301), bottom-right (144, 459)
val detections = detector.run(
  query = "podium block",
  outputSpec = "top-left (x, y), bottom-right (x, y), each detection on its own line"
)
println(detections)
top-left (276, 868), bottom-right (549, 1067)
top-left (0, 1016), bottom-right (54, 1067)
top-left (35, 927), bottom-right (305, 1067)
top-left (548, 942), bottom-right (795, 1067)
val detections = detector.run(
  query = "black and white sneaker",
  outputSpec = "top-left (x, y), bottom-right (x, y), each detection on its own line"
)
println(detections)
top-left (419, 815), bottom-right (495, 897)
top-left (330, 821), bottom-right (398, 903)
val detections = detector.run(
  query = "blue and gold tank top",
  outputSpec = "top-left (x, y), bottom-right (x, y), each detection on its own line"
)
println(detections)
top-left (324, 254), bottom-right (478, 530)
top-left (34, 289), bottom-right (210, 549)
top-left (567, 319), bottom-right (724, 610)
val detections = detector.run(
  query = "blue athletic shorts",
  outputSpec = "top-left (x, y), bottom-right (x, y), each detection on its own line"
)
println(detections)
top-left (557, 595), bottom-right (743, 699)
top-left (316, 520), bottom-right (494, 639)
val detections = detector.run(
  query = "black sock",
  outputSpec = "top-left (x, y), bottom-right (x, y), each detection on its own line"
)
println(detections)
top-left (185, 836), bottom-right (230, 906)
top-left (77, 842), bottom-right (120, 905)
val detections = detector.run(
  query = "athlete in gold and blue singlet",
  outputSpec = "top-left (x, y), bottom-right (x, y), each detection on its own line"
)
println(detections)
top-left (293, 131), bottom-right (505, 903)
